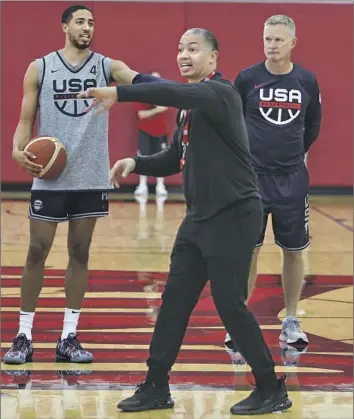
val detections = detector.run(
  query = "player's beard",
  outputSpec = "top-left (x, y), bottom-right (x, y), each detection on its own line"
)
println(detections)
top-left (69, 34), bottom-right (92, 50)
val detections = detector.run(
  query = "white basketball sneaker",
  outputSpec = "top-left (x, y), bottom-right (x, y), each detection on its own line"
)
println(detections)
top-left (155, 184), bottom-right (168, 197)
top-left (134, 184), bottom-right (148, 196)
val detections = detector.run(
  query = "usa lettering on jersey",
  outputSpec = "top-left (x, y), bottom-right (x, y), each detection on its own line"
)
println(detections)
top-left (259, 88), bottom-right (302, 125)
top-left (52, 78), bottom-right (97, 117)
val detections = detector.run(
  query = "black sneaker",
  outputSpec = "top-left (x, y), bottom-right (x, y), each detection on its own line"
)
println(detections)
top-left (117, 380), bottom-right (174, 412)
top-left (230, 375), bottom-right (292, 415)
top-left (56, 333), bottom-right (93, 363)
top-left (3, 334), bottom-right (33, 364)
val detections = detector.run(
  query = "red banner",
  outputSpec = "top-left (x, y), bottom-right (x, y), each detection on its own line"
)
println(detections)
top-left (1, 2), bottom-right (352, 186)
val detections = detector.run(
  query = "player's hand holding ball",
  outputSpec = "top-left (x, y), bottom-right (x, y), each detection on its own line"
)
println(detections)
top-left (13, 136), bottom-right (67, 180)
top-left (110, 158), bottom-right (136, 188)
top-left (12, 149), bottom-right (43, 177)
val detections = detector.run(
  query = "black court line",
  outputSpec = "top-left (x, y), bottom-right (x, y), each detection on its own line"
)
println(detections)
top-left (309, 298), bottom-right (353, 304)
top-left (312, 206), bottom-right (353, 232)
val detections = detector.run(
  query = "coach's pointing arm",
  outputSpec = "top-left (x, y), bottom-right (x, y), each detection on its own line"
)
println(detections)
top-left (78, 80), bottom-right (233, 122)
top-left (116, 81), bottom-right (230, 122)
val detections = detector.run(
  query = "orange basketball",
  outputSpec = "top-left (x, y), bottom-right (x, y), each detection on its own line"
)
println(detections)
top-left (24, 136), bottom-right (67, 180)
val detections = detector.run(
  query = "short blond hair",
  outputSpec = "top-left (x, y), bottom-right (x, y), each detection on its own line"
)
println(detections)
top-left (264, 15), bottom-right (296, 37)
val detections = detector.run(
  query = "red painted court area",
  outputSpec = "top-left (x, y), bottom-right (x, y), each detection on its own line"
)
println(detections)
top-left (1, 267), bottom-right (352, 392)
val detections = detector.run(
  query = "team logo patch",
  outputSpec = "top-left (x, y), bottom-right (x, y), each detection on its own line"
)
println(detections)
top-left (33, 200), bottom-right (43, 212)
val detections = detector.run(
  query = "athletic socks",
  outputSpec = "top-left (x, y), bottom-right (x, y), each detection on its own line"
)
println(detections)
top-left (61, 308), bottom-right (81, 340)
top-left (18, 311), bottom-right (35, 340)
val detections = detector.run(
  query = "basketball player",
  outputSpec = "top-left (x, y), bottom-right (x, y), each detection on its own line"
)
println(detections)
top-left (4, 4), bottom-right (139, 364)
top-left (79, 28), bottom-right (292, 415)
top-left (134, 71), bottom-right (169, 197)
top-left (224, 15), bottom-right (322, 357)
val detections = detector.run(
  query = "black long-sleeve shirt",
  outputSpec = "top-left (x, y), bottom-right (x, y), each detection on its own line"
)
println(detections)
top-left (235, 62), bottom-right (322, 174)
top-left (116, 73), bottom-right (260, 221)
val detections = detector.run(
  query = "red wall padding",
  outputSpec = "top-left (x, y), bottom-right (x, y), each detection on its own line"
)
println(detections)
top-left (1, 2), bottom-right (352, 187)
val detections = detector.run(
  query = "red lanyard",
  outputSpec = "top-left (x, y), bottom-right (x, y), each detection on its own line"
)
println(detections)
top-left (180, 71), bottom-right (216, 170)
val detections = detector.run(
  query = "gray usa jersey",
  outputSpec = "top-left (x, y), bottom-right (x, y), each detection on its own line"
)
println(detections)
top-left (32, 50), bottom-right (113, 191)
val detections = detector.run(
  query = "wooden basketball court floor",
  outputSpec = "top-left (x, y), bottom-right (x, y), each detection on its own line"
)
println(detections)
top-left (1, 195), bottom-right (353, 419)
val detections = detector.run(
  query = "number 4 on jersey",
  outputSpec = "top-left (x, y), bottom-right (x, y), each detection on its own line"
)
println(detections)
top-left (90, 65), bottom-right (97, 75)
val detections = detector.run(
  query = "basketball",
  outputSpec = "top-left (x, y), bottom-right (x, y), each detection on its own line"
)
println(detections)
top-left (24, 136), bottom-right (67, 180)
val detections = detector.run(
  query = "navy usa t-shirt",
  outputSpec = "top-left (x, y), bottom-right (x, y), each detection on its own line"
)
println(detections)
top-left (235, 62), bottom-right (321, 174)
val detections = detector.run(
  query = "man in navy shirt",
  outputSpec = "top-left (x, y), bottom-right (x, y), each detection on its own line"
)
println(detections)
top-left (225, 15), bottom-right (321, 360)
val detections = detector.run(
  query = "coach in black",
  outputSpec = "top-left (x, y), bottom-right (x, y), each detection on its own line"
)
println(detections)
top-left (79, 28), bottom-right (292, 416)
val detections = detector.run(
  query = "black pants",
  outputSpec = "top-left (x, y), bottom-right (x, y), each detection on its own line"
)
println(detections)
top-left (147, 197), bottom-right (275, 380)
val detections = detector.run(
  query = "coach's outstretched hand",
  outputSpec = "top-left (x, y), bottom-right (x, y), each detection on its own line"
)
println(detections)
top-left (110, 158), bottom-right (136, 188)
top-left (78, 87), bottom-right (118, 114)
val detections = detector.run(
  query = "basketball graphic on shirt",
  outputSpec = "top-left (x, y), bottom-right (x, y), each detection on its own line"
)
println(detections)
top-left (258, 88), bottom-right (301, 125)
